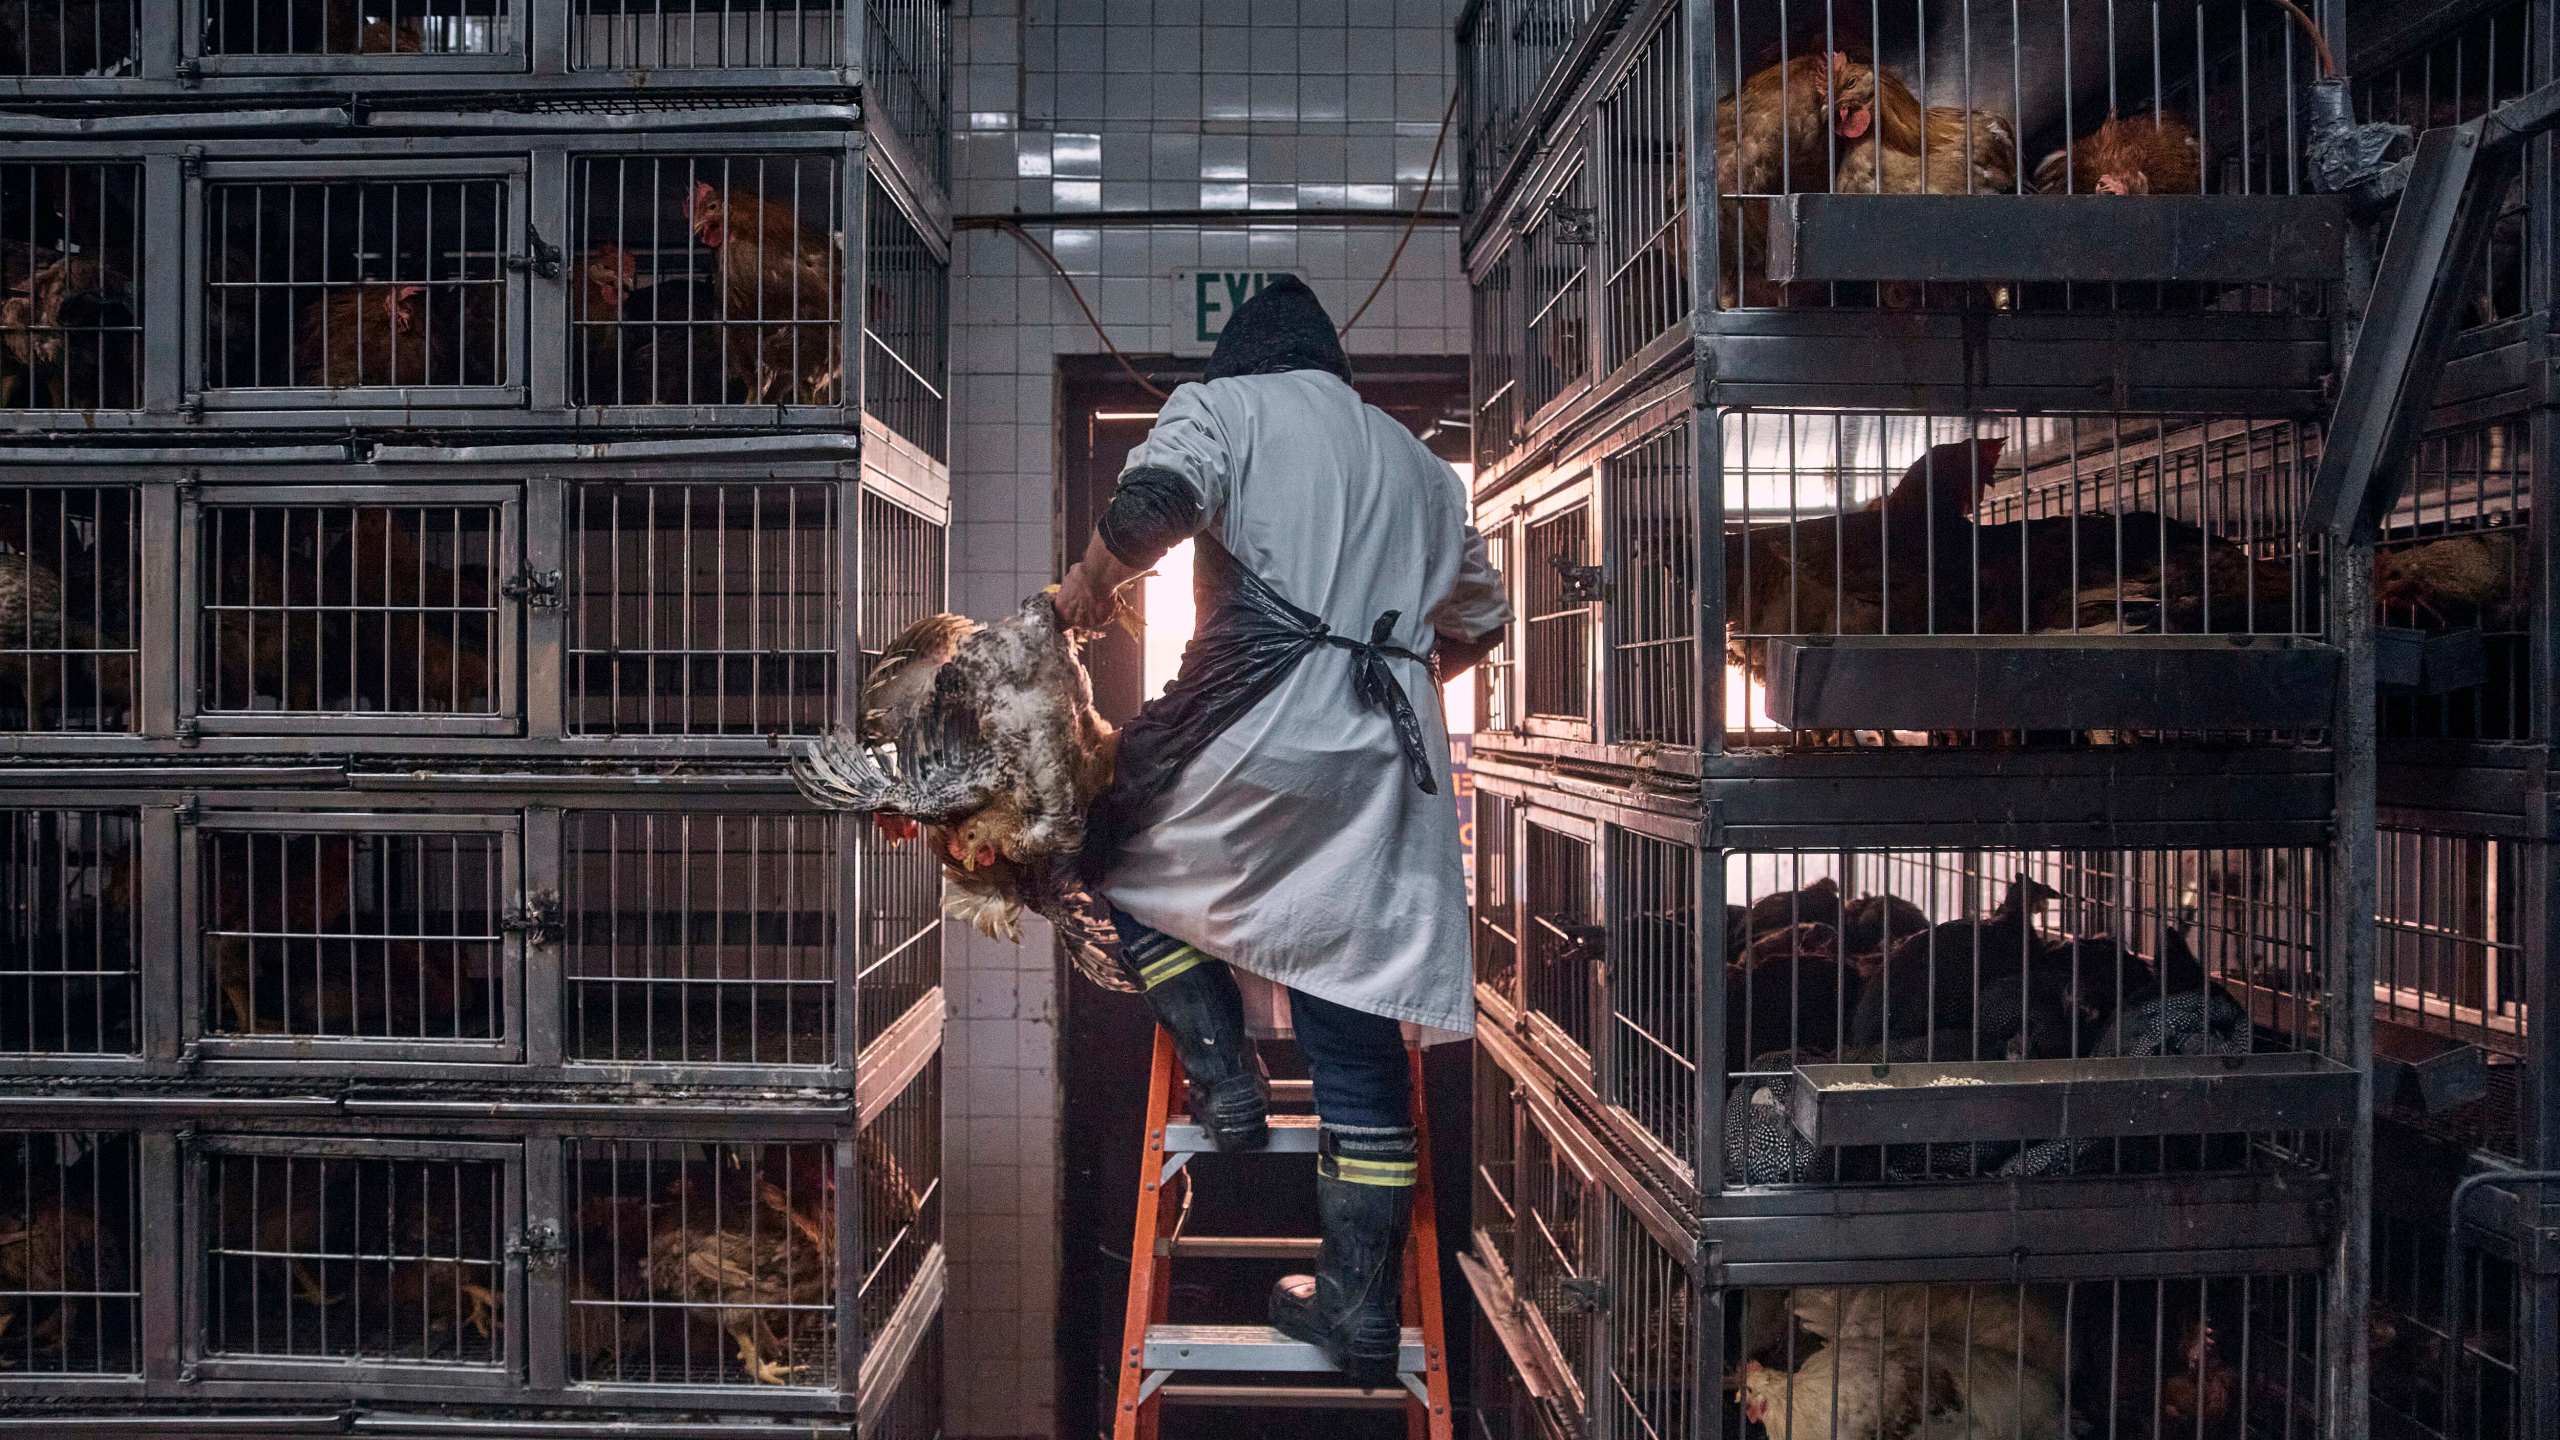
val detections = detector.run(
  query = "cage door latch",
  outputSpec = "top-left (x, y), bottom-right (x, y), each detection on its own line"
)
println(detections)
top-left (1547, 552), bottom-right (1605, 603)
top-left (1539, 196), bottom-right (1597, 247)
top-left (501, 567), bottom-right (563, 609)
top-left (509, 224), bottom-right (564, 280)
top-left (508, 1222), bottom-right (568, 1270)
top-left (501, 890), bottom-right (563, 947)
top-left (1558, 1277), bottom-right (1609, 1313)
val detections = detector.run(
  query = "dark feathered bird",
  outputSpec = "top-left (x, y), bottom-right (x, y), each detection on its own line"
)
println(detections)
top-left (1728, 922), bottom-right (1846, 1062)
top-left (1848, 875), bottom-right (2066, 1056)
top-left (1840, 892), bottom-right (1928, 957)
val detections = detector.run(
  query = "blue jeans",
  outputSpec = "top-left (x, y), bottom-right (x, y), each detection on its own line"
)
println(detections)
top-left (1111, 909), bottom-right (1411, 1131)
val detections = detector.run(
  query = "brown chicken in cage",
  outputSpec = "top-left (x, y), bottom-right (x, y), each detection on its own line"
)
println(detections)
top-left (642, 1157), bottom-right (836, 1386)
top-left (298, 283), bottom-right (450, 388)
top-left (2034, 113), bottom-right (2204, 197)
top-left (1970, 499), bottom-right (2304, 639)
top-left (682, 183), bottom-right (843, 405)
top-left (0, 251), bottom-right (137, 409)
top-left (1712, 51), bottom-right (1856, 308)
top-left (1725, 436), bottom-right (2004, 684)
top-left (0, 1194), bottom-right (123, 1363)
top-left (2375, 529), bottom-right (2521, 629)
top-left (1825, 57), bottom-right (2019, 201)
top-left (209, 1156), bottom-right (345, 1314)
top-left (381, 1183), bottom-right (502, 1349)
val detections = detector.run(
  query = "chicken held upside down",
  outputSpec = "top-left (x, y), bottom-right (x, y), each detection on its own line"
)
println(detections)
top-left (793, 592), bottom-right (1127, 991)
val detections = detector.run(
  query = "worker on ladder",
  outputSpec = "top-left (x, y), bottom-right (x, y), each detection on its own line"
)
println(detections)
top-left (1055, 276), bottom-right (1511, 1385)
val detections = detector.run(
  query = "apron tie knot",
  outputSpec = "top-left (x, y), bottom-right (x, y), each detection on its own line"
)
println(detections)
top-left (1324, 608), bottom-right (1437, 797)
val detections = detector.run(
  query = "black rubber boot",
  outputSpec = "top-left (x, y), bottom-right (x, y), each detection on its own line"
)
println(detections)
top-left (1136, 955), bottom-right (1269, 1152)
top-left (1270, 1125), bottom-right (1416, 1385)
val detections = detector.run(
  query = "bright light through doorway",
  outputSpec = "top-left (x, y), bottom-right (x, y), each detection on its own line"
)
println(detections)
top-left (1139, 464), bottom-right (1480, 732)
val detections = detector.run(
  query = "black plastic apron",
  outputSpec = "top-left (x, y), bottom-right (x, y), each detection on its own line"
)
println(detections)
top-left (1080, 540), bottom-right (1440, 887)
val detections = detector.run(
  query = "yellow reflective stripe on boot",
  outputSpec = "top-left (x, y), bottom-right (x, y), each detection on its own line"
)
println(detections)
top-left (1326, 1156), bottom-right (1419, 1187)
top-left (1138, 945), bottom-right (1206, 989)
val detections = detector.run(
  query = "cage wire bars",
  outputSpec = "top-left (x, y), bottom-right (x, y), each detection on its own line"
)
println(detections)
top-left (0, 2), bottom-right (954, 1434)
top-left (1452, 2), bottom-right (2419, 1439)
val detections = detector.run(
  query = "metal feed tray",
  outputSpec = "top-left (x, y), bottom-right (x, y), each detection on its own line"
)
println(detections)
top-left (2372, 1021), bottom-right (2491, 1115)
top-left (1786, 1053), bottom-right (2361, 1149)
top-left (1768, 194), bottom-right (2348, 284)
top-left (1767, 635), bottom-right (2344, 733)
top-left (2374, 627), bottom-right (2489, 695)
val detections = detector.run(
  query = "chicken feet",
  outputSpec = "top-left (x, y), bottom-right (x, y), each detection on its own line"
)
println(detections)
top-left (731, 1317), bottom-right (805, 1386)
top-left (460, 1280), bottom-right (500, 1339)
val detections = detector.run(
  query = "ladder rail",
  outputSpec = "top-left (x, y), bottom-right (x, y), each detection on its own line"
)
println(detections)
top-left (1110, 1027), bottom-right (1455, 1440)
top-left (1112, 1030), bottom-right (1183, 1440)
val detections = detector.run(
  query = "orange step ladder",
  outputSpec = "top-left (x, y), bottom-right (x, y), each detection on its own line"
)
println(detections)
top-left (1112, 1027), bottom-right (1455, 1439)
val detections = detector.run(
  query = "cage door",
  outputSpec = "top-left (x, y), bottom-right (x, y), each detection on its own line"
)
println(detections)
top-left (181, 485), bottom-right (524, 735)
top-left (182, 809), bottom-right (525, 1063)
top-left (188, 2), bottom-right (530, 74)
top-left (182, 1135), bottom-right (525, 1388)
top-left (188, 158), bottom-right (530, 410)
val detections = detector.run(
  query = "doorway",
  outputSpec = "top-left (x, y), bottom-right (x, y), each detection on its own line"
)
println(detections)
top-left (1051, 355), bottom-right (1476, 1439)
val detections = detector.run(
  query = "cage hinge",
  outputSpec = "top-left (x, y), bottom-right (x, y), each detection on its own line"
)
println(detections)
top-left (174, 717), bottom-right (199, 750)
top-left (508, 1221), bottom-right (568, 1270)
top-left (179, 391), bottom-right (205, 425)
top-left (180, 146), bottom-right (205, 179)
top-left (511, 224), bottom-right (564, 280)
top-left (1548, 551), bottom-right (1606, 603)
top-left (1703, 797), bottom-right (1724, 848)
top-left (169, 797), bottom-right (200, 829)
top-left (501, 890), bottom-right (564, 947)
top-left (500, 567), bottom-right (564, 609)
top-left (174, 57), bottom-right (202, 89)
top-left (1559, 1277), bottom-right (1610, 1313)
top-left (1539, 197), bottom-right (1597, 247)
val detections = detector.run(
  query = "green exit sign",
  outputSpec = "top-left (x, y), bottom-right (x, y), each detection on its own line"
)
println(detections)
top-left (1174, 269), bottom-right (1310, 356)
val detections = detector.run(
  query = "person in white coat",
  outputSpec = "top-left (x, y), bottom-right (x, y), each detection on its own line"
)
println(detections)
top-left (1054, 277), bottom-right (1510, 1383)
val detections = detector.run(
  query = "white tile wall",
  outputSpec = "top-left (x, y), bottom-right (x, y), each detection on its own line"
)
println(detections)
top-left (943, 2), bottom-right (1470, 1434)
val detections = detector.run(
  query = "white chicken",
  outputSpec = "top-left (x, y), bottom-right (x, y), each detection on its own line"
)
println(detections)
top-left (1741, 1347), bottom-right (1925, 1440)
top-left (1748, 1284), bottom-right (2076, 1439)
top-left (792, 592), bottom-right (1127, 990)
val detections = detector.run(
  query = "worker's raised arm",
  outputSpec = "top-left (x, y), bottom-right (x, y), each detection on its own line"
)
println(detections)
top-left (1426, 522), bottom-right (1512, 681)
top-left (1057, 382), bottom-right (1232, 630)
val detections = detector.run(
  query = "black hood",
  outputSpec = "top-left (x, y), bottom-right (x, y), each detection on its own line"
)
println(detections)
top-left (1201, 275), bottom-right (1353, 384)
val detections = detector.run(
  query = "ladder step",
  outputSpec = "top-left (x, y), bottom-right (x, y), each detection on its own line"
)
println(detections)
top-left (1155, 1382), bottom-right (1414, 1409)
top-left (1267, 1079), bottom-right (1315, 1103)
top-left (1165, 1113), bottom-right (1319, 1155)
top-left (1166, 1235), bottom-right (1323, 1261)
top-left (1143, 1323), bottom-right (1426, 1377)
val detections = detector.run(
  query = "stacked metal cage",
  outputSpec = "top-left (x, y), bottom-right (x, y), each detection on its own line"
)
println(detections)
top-left (0, 5), bottom-right (950, 1437)
top-left (1454, 2), bottom-right (2434, 1437)
top-left (2354, 6), bottom-right (2560, 1440)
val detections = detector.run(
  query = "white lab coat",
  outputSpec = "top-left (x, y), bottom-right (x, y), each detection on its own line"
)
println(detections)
top-left (1101, 371), bottom-right (1512, 1040)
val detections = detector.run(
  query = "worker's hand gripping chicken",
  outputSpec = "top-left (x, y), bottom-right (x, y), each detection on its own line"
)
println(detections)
top-left (1056, 278), bottom-right (1510, 1384)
